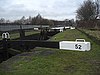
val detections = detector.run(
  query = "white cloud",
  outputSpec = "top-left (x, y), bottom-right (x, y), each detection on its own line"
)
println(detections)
top-left (0, 0), bottom-right (85, 20)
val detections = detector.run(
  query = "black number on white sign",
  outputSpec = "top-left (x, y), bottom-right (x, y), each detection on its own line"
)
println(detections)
top-left (75, 44), bottom-right (82, 49)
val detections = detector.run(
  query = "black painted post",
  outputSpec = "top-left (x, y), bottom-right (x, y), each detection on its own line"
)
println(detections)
top-left (19, 25), bottom-right (25, 40)
top-left (2, 32), bottom-right (11, 60)
top-left (2, 38), bottom-right (9, 60)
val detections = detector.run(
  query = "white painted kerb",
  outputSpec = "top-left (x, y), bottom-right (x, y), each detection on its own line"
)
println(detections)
top-left (59, 41), bottom-right (91, 51)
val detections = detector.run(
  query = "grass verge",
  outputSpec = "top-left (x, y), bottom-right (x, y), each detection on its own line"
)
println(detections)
top-left (80, 29), bottom-right (100, 40)
top-left (0, 29), bottom-right (100, 75)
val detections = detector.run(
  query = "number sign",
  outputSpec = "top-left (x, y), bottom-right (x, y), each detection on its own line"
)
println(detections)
top-left (59, 41), bottom-right (91, 51)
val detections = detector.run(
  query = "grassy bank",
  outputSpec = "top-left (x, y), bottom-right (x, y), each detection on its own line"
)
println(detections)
top-left (78, 29), bottom-right (100, 45)
top-left (81, 29), bottom-right (100, 40)
top-left (0, 29), bottom-right (100, 75)
top-left (50, 29), bottom-right (90, 41)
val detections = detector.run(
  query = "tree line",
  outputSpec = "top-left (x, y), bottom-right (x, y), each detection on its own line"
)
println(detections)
top-left (0, 14), bottom-right (54, 26)
top-left (76, 0), bottom-right (100, 29)
top-left (0, 14), bottom-right (75, 27)
top-left (2, 0), bottom-right (97, 28)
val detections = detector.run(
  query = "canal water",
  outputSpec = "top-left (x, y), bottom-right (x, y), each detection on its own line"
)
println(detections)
top-left (0, 25), bottom-right (49, 31)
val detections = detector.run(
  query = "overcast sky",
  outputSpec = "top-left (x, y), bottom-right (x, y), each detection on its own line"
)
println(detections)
top-left (0, 0), bottom-right (85, 21)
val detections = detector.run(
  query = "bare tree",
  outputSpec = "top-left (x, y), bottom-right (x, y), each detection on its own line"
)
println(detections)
top-left (76, 0), bottom-right (96, 20)
top-left (95, 0), bottom-right (100, 19)
top-left (0, 18), bottom-right (6, 23)
top-left (20, 16), bottom-right (26, 24)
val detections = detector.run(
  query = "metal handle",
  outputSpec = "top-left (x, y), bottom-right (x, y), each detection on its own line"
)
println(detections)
top-left (75, 39), bottom-right (85, 42)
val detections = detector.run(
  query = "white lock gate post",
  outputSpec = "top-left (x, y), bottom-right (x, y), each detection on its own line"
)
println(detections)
top-left (59, 39), bottom-right (91, 51)
top-left (2, 32), bottom-right (10, 40)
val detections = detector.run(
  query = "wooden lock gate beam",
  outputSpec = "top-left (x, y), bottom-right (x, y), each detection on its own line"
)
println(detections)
top-left (4, 40), bottom-right (59, 50)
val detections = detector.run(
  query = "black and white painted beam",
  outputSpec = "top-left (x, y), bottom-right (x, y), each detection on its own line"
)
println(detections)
top-left (0, 39), bottom-right (90, 51)
top-left (1, 32), bottom-right (91, 51)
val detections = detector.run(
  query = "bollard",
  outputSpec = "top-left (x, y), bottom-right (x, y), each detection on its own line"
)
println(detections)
top-left (2, 32), bottom-right (10, 59)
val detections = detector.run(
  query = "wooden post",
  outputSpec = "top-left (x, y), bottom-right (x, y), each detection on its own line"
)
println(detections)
top-left (2, 32), bottom-right (10, 60)
top-left (19, 25), bottom-right (25, 40)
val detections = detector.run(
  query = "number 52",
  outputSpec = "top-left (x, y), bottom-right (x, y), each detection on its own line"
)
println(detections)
top-left (75, 44), bottom-right (82, 49)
